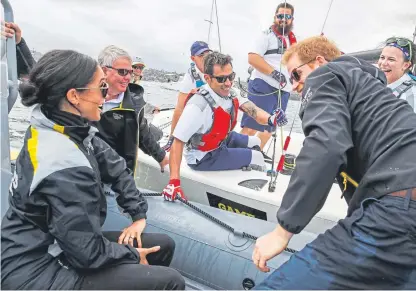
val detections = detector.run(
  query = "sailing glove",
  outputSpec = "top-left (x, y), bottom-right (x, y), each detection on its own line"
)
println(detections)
top-left (270, 70), bottom-right (287, 87)
top-left (162, 179), bottom-right (187, 202)
top-left (162, 136), bottom-right (174, 152)
top-left (268, 108), bottom-right (288, 127)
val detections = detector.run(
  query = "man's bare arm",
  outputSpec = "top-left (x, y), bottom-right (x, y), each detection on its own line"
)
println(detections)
top-left (170, 92), bottom-right (188, 135)
top-left (240, 101), bottom-right (270, 125)
top-left (169, 138), bottom-right (185, 180)
top-left (248, 53), bottom-right (274, 75)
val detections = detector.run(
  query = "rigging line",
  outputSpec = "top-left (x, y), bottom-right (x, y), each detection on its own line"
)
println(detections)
top-left (320, 0), bottom-right (334, 35)
top-left (237, 78), bottom-right (283, 96)
top-left (268, 0), bottom-right (287, 192)
top-left (214, 0), bottom-right (222, 52)
top-left (207, 0), bottom-right (214, 44)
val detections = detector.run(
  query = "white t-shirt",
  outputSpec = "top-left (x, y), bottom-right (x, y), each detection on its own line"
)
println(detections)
top-left (179, 64), bottom-right (205, 94)
top-left (388, 74), bottom-right (416, 113)
top-left (249, 28), bottom-right (293, 92)
top-left (173, 84), bottom-right (249, 164)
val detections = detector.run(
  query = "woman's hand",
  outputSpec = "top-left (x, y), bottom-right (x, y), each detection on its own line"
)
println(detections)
top-left (118, 218), bottom-right (146, 247)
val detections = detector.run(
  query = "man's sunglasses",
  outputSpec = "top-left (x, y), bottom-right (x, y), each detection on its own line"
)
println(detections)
top-left (76, 82), bottom-right (109, 98)
top-left (289, 60), bottom-right (315, 84)
top-left (210, 72), bottom-right (236, 83)
top-left (276, 14), bottom-right (293, 20)
top-left (132, 64), bottom-right (145, 70)
top-left (106, 66), bottom-right (133, 77)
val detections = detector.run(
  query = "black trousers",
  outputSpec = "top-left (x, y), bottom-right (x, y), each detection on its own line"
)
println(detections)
top-left (79, 232), bottom-right (185, 290)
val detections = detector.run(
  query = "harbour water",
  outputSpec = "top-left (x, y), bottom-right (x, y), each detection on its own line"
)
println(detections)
top-left (9, 80), bottom-right (303, 151)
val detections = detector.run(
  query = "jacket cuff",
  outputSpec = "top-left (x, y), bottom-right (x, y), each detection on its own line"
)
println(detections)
top-left (153, 148), bottom-right (166, 163)
top-left (16, 37), bottom-right (26, 46)
top-left (126, 244), bottom-right (141, 262)
top-left (276, 216), bottom-right (303, 235)
top-left (131, 212), bottom-right (147, 221)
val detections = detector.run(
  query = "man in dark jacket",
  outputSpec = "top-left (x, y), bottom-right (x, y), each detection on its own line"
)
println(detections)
top-left (94, 45), bottom-right (168, 231)
top-left (2, 22), bottom-right (35, 78)
top-left (95, 45), bottom-right (168, 173)
top-left (252, 36), bottom-right (416, 289)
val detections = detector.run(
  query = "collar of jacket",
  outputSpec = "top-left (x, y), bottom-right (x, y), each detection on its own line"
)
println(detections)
top-left (31, 104), bottom-right (98, 146)
top-left (116, 83), bottom-right (145, 111)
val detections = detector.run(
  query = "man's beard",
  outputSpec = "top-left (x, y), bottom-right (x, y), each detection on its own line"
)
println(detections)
top-left (276, 22), bottom-right (293, 35)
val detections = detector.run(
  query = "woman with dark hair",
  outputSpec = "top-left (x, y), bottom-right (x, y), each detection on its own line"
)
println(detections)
top-left (1, 50), bottom-right (184, 290)
top-left (378, 37), bottom-right (416, 111)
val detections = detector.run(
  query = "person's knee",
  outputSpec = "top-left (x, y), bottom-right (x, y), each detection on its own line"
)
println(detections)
top-left (161, 268), bottom-right (186, 290)
top-left (160, 234), bottom-right (176, 253)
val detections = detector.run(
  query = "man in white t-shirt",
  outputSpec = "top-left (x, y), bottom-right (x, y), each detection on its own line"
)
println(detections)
top-left (162, 41), bottom-right (212, 151)
top-left (162, 52), bottom-right (288, 201)
top-left (241, 2), bottom-right (297, 150)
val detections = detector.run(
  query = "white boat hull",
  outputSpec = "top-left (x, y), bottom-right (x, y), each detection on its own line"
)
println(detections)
top-left (135, 110), bottom-right (348, 235)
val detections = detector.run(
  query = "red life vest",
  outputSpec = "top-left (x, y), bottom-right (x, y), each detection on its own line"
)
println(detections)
top-left (271, 25), bottom-right (297, 48)
top-left (184, 89), bottom-right (239, 152)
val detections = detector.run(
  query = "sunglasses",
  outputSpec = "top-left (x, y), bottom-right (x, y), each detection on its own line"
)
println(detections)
top-left (210, 72), bottom-right (236, 83)
top-left (76, 82), bottom-right (109, 98)
top-left (106, 66), bottom-right (133, 77)
top-left (289, 60), bottom-right (314, 84)
top-left (386, 37), bottom-right (412, 61)
top-left (132, 64), bottom-right (145, 70)
top-left (276, 14), bottom-right (293, 20)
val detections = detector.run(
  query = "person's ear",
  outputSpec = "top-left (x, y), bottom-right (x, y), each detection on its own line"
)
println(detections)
top-left (403, 61), bottom-right (412, 72)
top-left (204, 74), bottom-right (211, 83)
top-left (315, 55), bottom-right (328, 66)
top-left (66, 88), bottom-right (80, 106)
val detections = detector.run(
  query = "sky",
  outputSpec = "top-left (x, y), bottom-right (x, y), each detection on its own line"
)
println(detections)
top-left (8, 0), bottom-right (416, 78)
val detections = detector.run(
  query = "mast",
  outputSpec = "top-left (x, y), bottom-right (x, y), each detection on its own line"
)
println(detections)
top-left (214, 0), bottom-right (222, 52)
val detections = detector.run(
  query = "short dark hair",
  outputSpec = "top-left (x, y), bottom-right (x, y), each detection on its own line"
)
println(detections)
top-left (19, 50), bottom-right (98, 108)
top-left (203, 51), bottom-right (233, 75)
top-left (276, 2), bottom-right (294, 16)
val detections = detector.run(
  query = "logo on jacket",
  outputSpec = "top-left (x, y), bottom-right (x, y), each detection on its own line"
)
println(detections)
top-left (302, 87), bottom-right (313, 106)
top-left (112, 113), bottom-right (123, 120)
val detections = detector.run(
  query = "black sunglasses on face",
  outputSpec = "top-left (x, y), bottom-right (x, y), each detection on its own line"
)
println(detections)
top-left (106, 66), bottom-right (133, 77)
top-left (289, 59), bottom-right (315, 84)
top-left (132, 65), bottom-right (145, 70)
top-left (210, 72), bottom-right (236, 83)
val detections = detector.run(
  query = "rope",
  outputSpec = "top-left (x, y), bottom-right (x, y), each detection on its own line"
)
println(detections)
top-left (320, 0), bottom-right (334, 35)
top-left (207, 0), bottom-right (214, 44)
top-left (237, 78), bottom-right (282, 97)
top-left (268, 0), bottom-right (288, 192)
top-left (157, 120), bottom-right (172, 131)
top-left (141, 192), bottom-right (297, 254)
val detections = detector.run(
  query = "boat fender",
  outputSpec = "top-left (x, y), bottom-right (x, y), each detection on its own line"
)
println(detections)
top-left (242, 166), bottom-right (252, 171)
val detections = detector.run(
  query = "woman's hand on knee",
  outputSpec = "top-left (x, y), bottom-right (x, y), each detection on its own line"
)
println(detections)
top-left (136, 246), bottom-right (160, 265)
top-left (118, 219), bottom-right (147, 247)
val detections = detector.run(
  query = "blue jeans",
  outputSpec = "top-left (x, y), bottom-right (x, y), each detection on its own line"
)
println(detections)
top-left (255, 190), bottom-right (416, 290)
top-left (189, 132), bottom-right (252, 171)
top-left (240, 78), bottom-right (290, 132)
